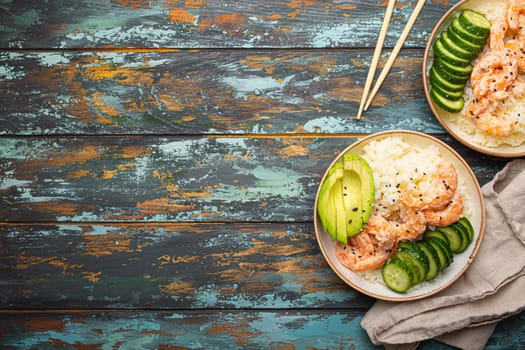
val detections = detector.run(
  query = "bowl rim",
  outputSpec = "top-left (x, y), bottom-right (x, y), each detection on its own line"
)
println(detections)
top-left (313, 130), bottom-right (486, 301)
top-left (422, 0), bottom-right (525, 158)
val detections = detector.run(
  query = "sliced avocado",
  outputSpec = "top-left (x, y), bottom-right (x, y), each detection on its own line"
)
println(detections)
top-left (317, 161), bottom-right (344, 241)
top-left (332, 173), bottom-right (348, 243)
top-left (342, 153), bottom-right (375, 236)
top-left (317, 154), bottom-right (375, 242)
top-left (343, 159), bottom-right (363, 235)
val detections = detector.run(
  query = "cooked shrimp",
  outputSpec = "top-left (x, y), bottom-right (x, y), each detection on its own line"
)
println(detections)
top-left (510, 77), bottom-right (525, 97)
top-left (423, 191), bottom-right (464, 227)
top-left (505, 39), bottom-right (525, 72)
top-left (506, 0), bottom-right (525, 31)
top-left (335, 215), bottom-right (397, 272)
top-left (465, 96), bottom-right (517, 137)
top-left (400, 160), bottom-right (458, 211)
top-left (470, 49), bottom-right (519, 98)
top-left (490, 15), bottom-right (508, 51)
top-left (390, 204), bottom-right (427, 242)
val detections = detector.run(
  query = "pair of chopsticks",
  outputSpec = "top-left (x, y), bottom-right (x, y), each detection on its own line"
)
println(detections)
top-left (357, 0), bottom-right (426, 119)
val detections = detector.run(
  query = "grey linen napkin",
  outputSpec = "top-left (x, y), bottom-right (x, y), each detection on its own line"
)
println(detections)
top-left (361, 159), bottom-right (525, 350)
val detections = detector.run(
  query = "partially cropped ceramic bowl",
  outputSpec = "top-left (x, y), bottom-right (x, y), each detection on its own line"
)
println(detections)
top-left (423, 0), bottom-right (525, 158)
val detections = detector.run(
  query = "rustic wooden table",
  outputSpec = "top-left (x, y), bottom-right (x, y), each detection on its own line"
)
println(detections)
top-left (1, 1), bottom-right (523, 348)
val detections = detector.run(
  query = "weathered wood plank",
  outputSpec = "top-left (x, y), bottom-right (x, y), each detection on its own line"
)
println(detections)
top-left (0, 49), bottom-right (441, 135)
top-left (0, 0), bottom-right (452, 49)
top-left (0, 136), bottom-right (507, 222)
top-left (0, 310), bottom-right (523, 349)
top-left (0, 223), bottom-right (373, 309)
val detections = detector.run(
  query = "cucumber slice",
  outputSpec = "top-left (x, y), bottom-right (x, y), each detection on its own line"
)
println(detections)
top-left (432, 83), bottom-right (464, 101)
top-left (427, 237), bottom-right (453, 270)
top-left (450, 17), bottom-right (488, 46)
top-left (430, 87), bottom-right (465, 113)
top-left (436, 226), bottom-right (464, 253)
top-left (447, 28), bottom-right (484, 55)
top-left (418, 241), bottom-right (441, 280)
top-left (433, 38), bottom-right (471, 67)
top-left (433, 61), bottom-right (470, 85)
top-left (459, 10), bottom-right (491, 37)
top-left (450, 222), bottom-right (470, 253)
top-left (429, 66), bottom-right (465, 92)
top-left (434, 56), bottom-right (472, 78)
top-left (382, 258), bottom-right (414, 293)
top-left (441, 31), bottom-right (475, 59)
top-left (398, 241), bottom-right (430, 281)
top-left (424, 229), bottom-right (449, 245)
top-left (457, 217), bottom-right (474, 243)
top-left (395, 251), bottom-right (423, 284)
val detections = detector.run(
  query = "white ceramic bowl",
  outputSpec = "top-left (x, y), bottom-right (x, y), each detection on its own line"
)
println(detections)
top-left (423, 0), bottom-right (525, 158)
top-left (314, 130), bottom-right (485, 301)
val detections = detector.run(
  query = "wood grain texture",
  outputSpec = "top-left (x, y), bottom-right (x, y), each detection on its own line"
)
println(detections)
top-left (0, 223), bottom-right (372, 309)
top-left (0, 0), bottom-right (452, 49)
top-left (0, 136), bottom-right (507, 222)
top-left (0, 310), bottom-right (523, 349)
top-left (0, 49), bottom-right (441, 135)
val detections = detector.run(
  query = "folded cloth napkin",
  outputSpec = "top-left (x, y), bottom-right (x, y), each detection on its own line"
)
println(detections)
top-left (361, 159), bottom-right (525, 350)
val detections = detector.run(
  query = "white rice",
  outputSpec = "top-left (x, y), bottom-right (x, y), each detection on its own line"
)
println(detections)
top-left (352, 136), bottom-right (471, 284)
top-left (446, 0), bottom-right (525, 147)
top-left (362, 136), bottom-right (444, 220)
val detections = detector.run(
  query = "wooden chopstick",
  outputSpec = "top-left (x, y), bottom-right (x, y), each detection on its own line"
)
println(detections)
top-left (356, 0), bottom-right (397, 119)
top-left (364, 0), bottom-right (426, 111)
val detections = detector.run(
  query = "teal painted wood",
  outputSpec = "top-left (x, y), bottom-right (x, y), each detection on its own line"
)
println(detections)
top-left (0, 136), bottom-right (507, 222)
top-left (0, 50), bottom-right (442, 135)
top-left (0, 0), bottom-right (453, 49)
top-left (0, 223), bottom-right (373, 309)
top-left (0, 311), bottom-right (523, 349)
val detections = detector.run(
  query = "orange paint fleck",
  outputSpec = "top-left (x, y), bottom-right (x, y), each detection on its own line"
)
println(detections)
top-left (213, 13), bottom-right (246, 34)
top-left (136, 197), bottom-right (196, 217)
top-left (158, 280), bottom-right (195, 295)
top-left (48, 258), bottom-right (84, 275)
top-left (278, 145), bottom-right (309, 158)
top-left (267, 14), bottom-right (282, 19)
top-left (168, 8), bottom-right (196, 24)
top-left (113, 0), bottom-right (151, 10)
top-left (184, 0), bottom-right (208, 8)
top-left (67, 169), bottom-right (92, 179)
top-left (102, 169), bottom-right (119, 179)
top-left (82, 233), bottom-right (144, 257)
top-left (180, 115), bottom-right (196, 122)
top-left (82, 271), bottom-right (103, 283)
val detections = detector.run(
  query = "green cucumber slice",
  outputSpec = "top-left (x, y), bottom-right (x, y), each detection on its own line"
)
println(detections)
top-left (424, 229), bottom-right (450, 245)
top-left (429, 66), bottom-right (465, 92)
top-left (430, 87), bottom-right (465, 113)
top-left (450, 17), bottom-right (488, 46)
top-left (433, 61), bottom-right (470, 85)
top-left (432, 83), bottom-right (464, 101)
top-left (441, 31), bottom-right (474, 59)
top-left (395, 251), bottom-right (423, 284)
top-left (436, 226), bottom-right (464, 253)
top-left (459, 10), bottom-right (491, 37)
top-left (418, 241), bottom-right (441, 280)
top-left (450, 222), bottom-right (471, 253)
top-left (398, 241), bottom-right (430, 281)
top-left (447, 28), bottom-right (484, 55)
top-left (382, 258), bottom-right (414, 293)
top-left (434, 56), bottom-right (472, 78)
top-left (427, 237), bottom-right (453, 270)
top-left (433, 38), bottom-right (471, 67)
top-left (457, 217), bottom-right (474, 244)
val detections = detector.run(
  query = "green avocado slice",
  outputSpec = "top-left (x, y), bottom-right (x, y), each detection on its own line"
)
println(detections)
top-left (343, 153), bottom-right (376, 237)
top-left (317, 162), bottom-right (344, 241)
